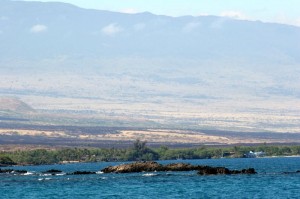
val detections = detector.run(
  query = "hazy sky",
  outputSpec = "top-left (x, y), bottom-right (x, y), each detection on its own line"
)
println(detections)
top-left (23, 0), bottom-right (300, 26)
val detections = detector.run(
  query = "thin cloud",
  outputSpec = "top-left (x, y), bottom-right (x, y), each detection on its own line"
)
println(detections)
top-left (30, 24), bottom-right (48, 33)
top-left (274, 14), bottom-right (300, 27)
top-left (197, 13), bottom-right (210, 17)
top-left (101, 23), bottom-right (123, 36)
top-left (120, 8), bottom-right (138, 14)
top-left (220, 11), bottom-right (247, 20)
top-left (296, 18), bottom-right (300, 26)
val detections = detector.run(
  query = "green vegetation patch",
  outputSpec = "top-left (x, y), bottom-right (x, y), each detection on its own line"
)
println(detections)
top-left (1, 142), bottom-right (300, 166)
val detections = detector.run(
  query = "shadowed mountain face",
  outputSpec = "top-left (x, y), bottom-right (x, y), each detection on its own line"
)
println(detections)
top-left (0, 0), bottom-right (300, 132)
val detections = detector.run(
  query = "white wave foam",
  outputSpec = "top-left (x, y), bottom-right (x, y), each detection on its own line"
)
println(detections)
top-left (38, 178), bottom-right (51, 181)
top-left (23, 172), bottom-right (34, 176)
top-left (142, 173), bottom-right (157, 177)
top-left (40, 173), bottom-right (51, 176)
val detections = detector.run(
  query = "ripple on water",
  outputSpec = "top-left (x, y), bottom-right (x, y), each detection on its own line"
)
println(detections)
top-left (1, 158), bottom-right (300, 198)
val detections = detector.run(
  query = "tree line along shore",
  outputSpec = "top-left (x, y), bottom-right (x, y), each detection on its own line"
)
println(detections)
top-left (1, 140), bottom-right (300, 166)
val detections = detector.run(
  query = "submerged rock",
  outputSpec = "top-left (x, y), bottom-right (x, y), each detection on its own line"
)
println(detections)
top-left (69, 171), bottom-right (96, 175)
top-left (197, 166), bottom-right (256, 175)
top-left (44, 169), bottom-right (62, 173)
top-left (13, 170), bottom-right (28, 174)
top-left (283, 170), bottom-right (300, 174)
top-left (0, 169), bottom-right (14, 173)
top-left (197, 166), bottom-right (231, 175)
top-left (240, 168), bottom-right (256, 174)
top-left (42, 169), bottom-right (63, 175)
top-left (0, 169), bottom-right (27, 174)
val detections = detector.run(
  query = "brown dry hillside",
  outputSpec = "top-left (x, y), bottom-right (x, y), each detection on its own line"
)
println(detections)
top-left (0, 97), bottom-right (35, 113)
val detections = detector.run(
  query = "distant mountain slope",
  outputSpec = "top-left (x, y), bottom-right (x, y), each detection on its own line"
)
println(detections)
top-left (0, 97), bottom-right (34, 113)
top-left (0, 0), bottom-right (299, 65)
top-left (0, 0), bottom-right (299, 132)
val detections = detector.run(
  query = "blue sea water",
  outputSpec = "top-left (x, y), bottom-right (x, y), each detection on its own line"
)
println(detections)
top-left (1, 157), bottom-right (300, 199)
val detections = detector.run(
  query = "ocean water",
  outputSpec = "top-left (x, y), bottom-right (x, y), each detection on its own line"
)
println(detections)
top-left (1, 157), bottom-right (300, 199)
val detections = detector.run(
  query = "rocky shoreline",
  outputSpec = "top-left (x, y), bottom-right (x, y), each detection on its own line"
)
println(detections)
top-left (2, 161), bottom-right (300, 176)
top-left (0, 161), bottom-right (256, 176)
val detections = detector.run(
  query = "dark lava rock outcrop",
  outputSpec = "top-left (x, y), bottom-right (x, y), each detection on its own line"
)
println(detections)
top-left (43, 169), bottom-right (62, 174)
top-left (101, 161), bottom-right (256, 175)
top-left (197, 166), bottom-right (256, 175)
top-left (0, 169), bottom-right (27, 174)
top-left (163, 163), bottom-right (199, 171)
top-left (69, 171), bottom-right (96, 175)
top-left (283, 170), bottom-right (300, 174)
top-left (101, 161), bottom-right (162, 173)
top-left (42, 169), bottom-right (63, 175)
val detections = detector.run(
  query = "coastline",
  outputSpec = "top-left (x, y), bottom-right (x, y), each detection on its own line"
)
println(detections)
top-left (2, 155), bottom-right (300, 168)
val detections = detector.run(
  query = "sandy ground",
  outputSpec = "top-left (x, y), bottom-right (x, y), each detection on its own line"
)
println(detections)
top-left (0, 129), bottom-right (71, 138)
top-left (0, 128), bottom-right (298, 145)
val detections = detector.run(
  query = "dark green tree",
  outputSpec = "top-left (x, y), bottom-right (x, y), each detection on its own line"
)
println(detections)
top-left (0, 155), bottom-right (16, 165)
top-left (125, 139), bottom-right (159, 161)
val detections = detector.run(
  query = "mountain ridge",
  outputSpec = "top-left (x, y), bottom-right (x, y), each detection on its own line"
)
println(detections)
top-left (0, 0), bottom-right (299, 132)
top-left (1, 0), bottom-right (299, 64)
